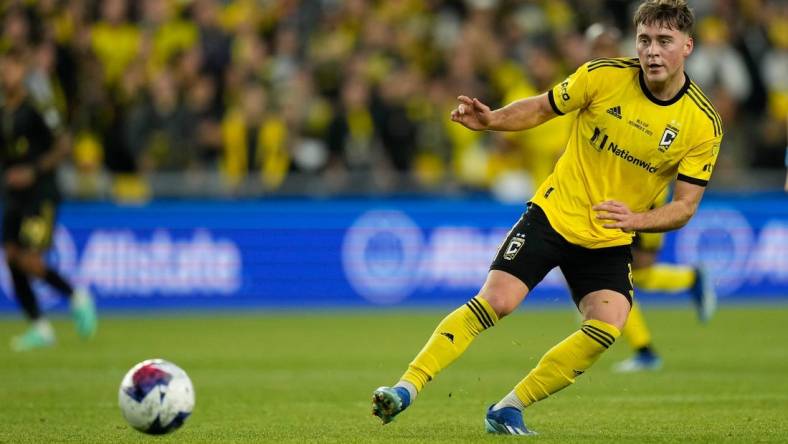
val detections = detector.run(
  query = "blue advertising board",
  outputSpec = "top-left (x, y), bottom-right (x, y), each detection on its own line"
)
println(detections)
top-left (0, 193), bottom-right (786, 312)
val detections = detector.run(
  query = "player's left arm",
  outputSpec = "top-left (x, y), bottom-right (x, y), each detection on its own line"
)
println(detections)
top-left (593, 181), bottom-right (704, 233)
top-left (595, 133), bottom-right (722, 233)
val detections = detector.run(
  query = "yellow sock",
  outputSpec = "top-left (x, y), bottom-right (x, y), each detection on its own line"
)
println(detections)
top-left (632, 264), bottom-right (696, 293)
top-left (401, 296), bottom-right (498, 391)
top-left (514, 320), bottom-right (620, 407)
top-left (622, 302), bottom-right (651, 350)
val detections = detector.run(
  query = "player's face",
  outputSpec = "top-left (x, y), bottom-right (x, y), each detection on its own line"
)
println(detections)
top-left (635, 23), bottom-right (693, 86)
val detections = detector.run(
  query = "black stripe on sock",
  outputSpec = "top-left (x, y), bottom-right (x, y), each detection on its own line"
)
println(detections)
top-left (466, 299), bottom-right (492, 329)
top-left (583, 324), bottom-right (616, 344)
top-left (581, 327), bottom-right (612, 348)
top-left (465, 302), bottom-right (490, 329)
top-left (468, 298), bottom-right (494, 329)
top-left (581, 326), bottom-right (612, 346)
top-left (469, 297), bottom-right (495, 328)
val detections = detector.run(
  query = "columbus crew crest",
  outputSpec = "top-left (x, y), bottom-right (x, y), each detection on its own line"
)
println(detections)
top-left (503, 235), bottom-right (525, 260)
top-left (658, 123), bottom-right (680, 152)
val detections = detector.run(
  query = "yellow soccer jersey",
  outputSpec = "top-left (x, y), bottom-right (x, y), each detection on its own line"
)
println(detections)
top-left (530, 57), bottom-right (722, 249)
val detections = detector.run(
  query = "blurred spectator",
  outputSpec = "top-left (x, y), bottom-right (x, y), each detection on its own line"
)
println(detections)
top-left (139, 0), bottom-right (197, 75)
top-left (125, 70), bottom-right (192, 172)
top-left (327, 75), bottom-right (379, 176)
top-left (373, 65), bottom-right (421, 173)
top-left (757, 1), bottom-right (787, 171)
top-left (221, 82), bottom-right (289, 190)
top-left (280, 67), bottom-right (332, 175)
top-left (686, 17), bottom-right (751, 103)
top-left (1, 6), bottom-right (33, 52)
top-left (0, 0), bottom-right (783, 199)
top-left (90, 0), bottom-right (139, 88)
top-left (184, 74), bottom-right (223, 169)
top-left (192, 0), bottom-right (231, 110)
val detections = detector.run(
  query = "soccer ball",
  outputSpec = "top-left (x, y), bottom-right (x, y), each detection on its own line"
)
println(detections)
top-left (118, 359), bottom-right (195, 434)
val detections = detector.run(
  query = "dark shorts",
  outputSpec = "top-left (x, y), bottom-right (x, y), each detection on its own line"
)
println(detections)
top-left (2, 198), bottom-right (57, 251)
top-left (490, 203), bottom-right (633, 306)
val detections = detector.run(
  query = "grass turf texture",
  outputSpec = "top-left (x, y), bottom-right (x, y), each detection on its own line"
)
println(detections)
top-left (1, 306), bottom-right (787, 443)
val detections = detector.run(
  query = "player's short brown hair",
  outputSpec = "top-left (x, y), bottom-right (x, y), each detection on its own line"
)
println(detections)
top-left (633, 0), bottom-right (694, 34)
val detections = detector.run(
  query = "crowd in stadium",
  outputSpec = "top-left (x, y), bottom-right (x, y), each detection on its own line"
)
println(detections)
top-left (1, 0), bottom-right (786, 199)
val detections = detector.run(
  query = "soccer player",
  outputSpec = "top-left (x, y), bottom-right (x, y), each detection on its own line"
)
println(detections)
top-left (584, 23), bottom-right (717, 373)
top-left (372, 0), bottom-right (722, 435)
top-left (0, 48), bottom-right (97, 351)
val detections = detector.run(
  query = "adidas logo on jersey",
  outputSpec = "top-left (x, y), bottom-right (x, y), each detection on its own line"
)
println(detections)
top-left (607, 105), bottom-right (622, 119)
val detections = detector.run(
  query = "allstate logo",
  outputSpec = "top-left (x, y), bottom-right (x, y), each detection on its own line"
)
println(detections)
top-left (342, 210), bottom-right (424, 304)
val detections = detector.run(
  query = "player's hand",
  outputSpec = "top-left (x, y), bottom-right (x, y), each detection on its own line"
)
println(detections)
top-left (5, 165), bottom-right (35, 189)
top-left (593, 200), bottom-right (640, 232)
top-left (450, 95), bottom-right (493, 130)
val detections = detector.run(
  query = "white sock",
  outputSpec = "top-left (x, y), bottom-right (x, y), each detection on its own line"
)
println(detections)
top-left (394, 380), bottom-right (418, 402)
top-left (33, 319), bottom-right (54, 338)
top-left (493, 390), bottom-right (526, 411)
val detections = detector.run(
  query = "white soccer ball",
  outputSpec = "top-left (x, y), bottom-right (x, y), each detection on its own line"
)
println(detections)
top-left (118, 359), bottom-right (195, 434)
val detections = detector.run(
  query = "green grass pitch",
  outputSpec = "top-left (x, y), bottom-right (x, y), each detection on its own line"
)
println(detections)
top-left (1, 305), bottom-right (787, 443)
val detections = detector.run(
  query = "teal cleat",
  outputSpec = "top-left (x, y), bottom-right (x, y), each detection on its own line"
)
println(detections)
top-left (11, 326), bottom-right (55, 352)
top-left (485, 405), bottom-right (537, 436)
top-left (691, 266), bottom-right (717, 323)
top-left (372, 386), bottom-right (410, 424)
top-left (71, 288), bottom-right (97, 339)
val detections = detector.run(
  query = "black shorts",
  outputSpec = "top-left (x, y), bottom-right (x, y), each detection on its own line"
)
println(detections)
top-left (2, 198), bottom-right (57, 250)
top-left (490, 203), bottom-right (633, 306)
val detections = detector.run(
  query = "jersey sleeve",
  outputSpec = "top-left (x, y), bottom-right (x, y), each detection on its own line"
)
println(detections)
top-left (547, 63), bottom-right (594, 115)
top-left (677, 135), bottom-right (722, 186)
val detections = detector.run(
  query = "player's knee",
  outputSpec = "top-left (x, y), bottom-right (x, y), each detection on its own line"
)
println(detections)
top-left (478, 271), bottom-right (529, 318)
top-left (580, 291), bottom-right (630, 330)
top-left (583, 311), bottom-right (628, 331)
top-left (477, 290), bottom-right (520, 319)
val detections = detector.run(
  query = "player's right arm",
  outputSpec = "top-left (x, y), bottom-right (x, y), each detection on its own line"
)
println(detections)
top-left (451, 61), bottom-right (595, 132)
top-left (450, 93), bottom-right (557, 132)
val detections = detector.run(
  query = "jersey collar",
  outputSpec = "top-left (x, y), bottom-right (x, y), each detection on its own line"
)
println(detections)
top-left (638, 70), bottom-right (690, 106)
